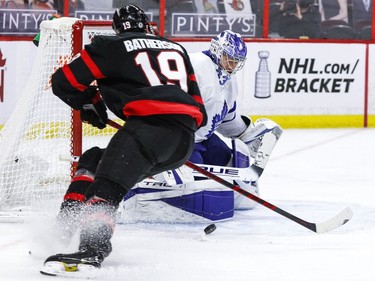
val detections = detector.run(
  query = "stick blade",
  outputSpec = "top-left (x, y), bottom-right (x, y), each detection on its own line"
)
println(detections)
top-left (315, 207), bottom-right (353, 234)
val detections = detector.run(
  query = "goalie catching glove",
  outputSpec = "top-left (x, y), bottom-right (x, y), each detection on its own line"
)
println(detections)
top-left (80, 86), bottom-right (108, 129)
top-left (238, 116), bottom-right (283, 170)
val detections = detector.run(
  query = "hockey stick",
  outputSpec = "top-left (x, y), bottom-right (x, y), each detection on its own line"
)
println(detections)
top-left (59, 154), bottom-right (258, 183)
top-left (106, 119), bottom-right (353, 233)
top-left (185, 161), bottom-right (353, 234)
top-left (107, 119), bottom-right (122, 129)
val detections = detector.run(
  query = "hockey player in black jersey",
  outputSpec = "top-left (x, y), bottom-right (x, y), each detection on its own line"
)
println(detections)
top-left (41, 4), bottom-right (206, 276)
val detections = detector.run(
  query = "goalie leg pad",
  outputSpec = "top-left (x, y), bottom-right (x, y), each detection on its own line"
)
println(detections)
top-left (161, 190), bottom-right (234, 221)
top-left (119, 180), bottom-right (235, 223)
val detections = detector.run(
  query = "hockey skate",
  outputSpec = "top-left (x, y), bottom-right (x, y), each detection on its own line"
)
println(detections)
top-left (41, 223), bottom-right (113, 277)
top-left (40, 249), bottom-right (103, 277)
top-left (41, 198), bottom-right (115, 277)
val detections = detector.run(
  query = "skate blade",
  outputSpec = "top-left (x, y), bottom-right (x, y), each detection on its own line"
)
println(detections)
top-left (40, 261), bottom-right (99, 278)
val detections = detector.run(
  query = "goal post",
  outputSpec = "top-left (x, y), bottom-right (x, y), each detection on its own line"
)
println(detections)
top-left (0, 18), bottom-right (117, 214)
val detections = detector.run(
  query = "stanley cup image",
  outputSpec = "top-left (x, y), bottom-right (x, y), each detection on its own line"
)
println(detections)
top-left (255, 51), bottom-right (271, 98)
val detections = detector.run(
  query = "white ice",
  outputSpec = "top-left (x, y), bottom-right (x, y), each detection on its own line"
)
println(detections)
top-left (0, 128), bottom-right (374, 281)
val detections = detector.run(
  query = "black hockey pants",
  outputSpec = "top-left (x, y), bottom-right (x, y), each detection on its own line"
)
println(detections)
top-left (85, 115), bottom-right (195, 205)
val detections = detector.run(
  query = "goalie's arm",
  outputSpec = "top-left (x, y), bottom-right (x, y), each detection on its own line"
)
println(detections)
top-left (216, 108), bottom-right (248, 138)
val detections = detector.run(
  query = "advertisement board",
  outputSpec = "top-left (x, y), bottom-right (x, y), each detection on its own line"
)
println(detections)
top-left (239, 42), bottom-right (366, 115)
top-left (368, 44), bottom-right (375, 126)
top-left (0, 40), bottom-right (374, 127)
top-left (0, 41), bottom-right (36, 124)
top-left (171, 13), bottom-right (256, 37)
top-left (0, 9), bottom-right (57, 35)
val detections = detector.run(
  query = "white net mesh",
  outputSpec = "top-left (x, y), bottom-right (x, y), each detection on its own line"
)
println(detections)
top-left (0, 18), bottom-right (117, 213)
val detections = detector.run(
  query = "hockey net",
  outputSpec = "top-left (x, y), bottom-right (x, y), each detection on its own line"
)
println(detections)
top-left (0, 18), bottom-right (116, 217)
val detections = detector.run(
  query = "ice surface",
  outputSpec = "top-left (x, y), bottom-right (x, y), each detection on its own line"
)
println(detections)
top-left (0, 128), bottom-right (374, 281)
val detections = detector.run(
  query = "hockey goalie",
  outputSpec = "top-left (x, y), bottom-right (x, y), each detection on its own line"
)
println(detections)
top-left (118, 30), bottom-right (283, 223)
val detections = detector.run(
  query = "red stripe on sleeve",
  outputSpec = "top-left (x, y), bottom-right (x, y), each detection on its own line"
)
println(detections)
top-left (192, 95), bottom-right (203, 105)
top-left (81, 50), bottom-right (105, 79)
top-left (62, 65), bottom-right (87, 92)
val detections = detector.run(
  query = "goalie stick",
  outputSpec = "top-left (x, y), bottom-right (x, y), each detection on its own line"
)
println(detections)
top-left (108, 119), bottom-right (353, 233)
top-left (60, 154), bottom-right (258, 183)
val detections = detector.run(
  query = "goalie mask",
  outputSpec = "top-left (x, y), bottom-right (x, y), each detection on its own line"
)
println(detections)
top-left (112, 4), bottom-right (152, 34)
top-left (209, 30), bottom-right (247, 75)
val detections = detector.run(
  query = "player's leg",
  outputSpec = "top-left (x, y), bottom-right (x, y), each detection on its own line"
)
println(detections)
top-left (43, 116), bottom-right (195, 269)
top-left (56, 147), bottom-right (104, 241)
top-left (82, 117), bottom-right (194, 259)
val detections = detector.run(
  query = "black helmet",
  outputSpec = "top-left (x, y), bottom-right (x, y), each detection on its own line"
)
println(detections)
top-left (112, 4), bottom-right (151, 34)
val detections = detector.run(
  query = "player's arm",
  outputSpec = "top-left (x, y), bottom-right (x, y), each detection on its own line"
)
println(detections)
top-left (52, 65), bottom-right (108, 129)
top-left (51, 36), bottom-right (111, 109)
top-left (51, 37), bottom-right (111, 128)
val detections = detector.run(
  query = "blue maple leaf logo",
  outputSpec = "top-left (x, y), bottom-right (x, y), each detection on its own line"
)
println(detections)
top-left (205, 101), bottom-right (228, 139)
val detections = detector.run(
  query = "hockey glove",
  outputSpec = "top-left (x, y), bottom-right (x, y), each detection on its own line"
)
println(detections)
top-left (80, 91), bottom-right (108, 129)
top-left (239, 117), bottom-right (283, 169)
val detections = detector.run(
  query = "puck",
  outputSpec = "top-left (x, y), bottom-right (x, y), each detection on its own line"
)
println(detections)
top-left (204, 224), bottom-right (216, 234)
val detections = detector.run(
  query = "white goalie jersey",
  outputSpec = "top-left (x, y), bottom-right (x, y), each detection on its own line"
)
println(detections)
top-left (189, 51), bottom-right (247, 142)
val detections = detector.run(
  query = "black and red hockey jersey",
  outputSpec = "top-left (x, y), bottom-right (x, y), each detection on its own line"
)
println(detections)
top-left (51, 31), bottom-right (207, 130)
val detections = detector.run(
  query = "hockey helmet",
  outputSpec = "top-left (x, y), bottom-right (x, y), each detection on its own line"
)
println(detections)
top-left (112, 4), bottom-right (152, 34)
top-left (209, 30), bottom-right (247, 74)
